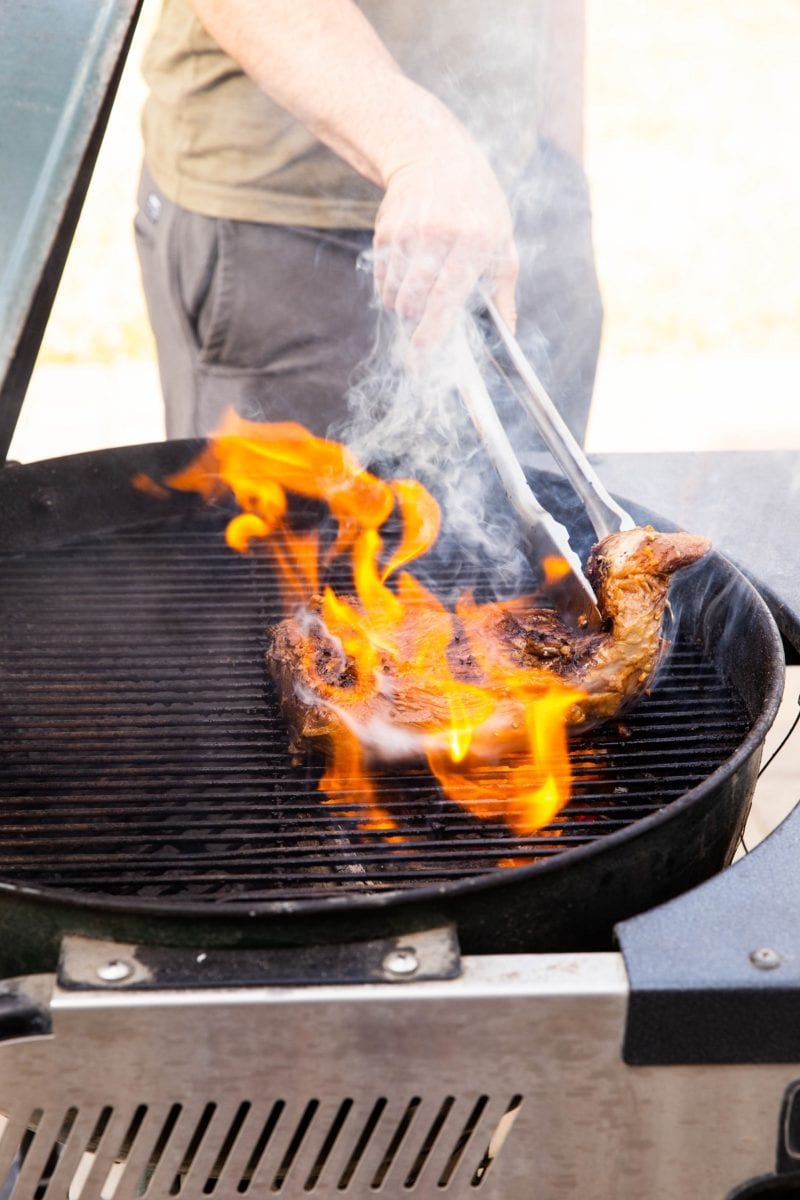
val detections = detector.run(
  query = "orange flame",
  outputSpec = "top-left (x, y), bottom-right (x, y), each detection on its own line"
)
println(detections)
top-left (543, 555), bottom-right (571, 584)
top-left (167, 412), bottom-right (585, 846)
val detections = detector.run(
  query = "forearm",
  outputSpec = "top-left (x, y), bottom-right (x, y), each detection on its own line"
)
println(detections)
top-left (539, 0), bottom-right (586, 162)
top-left (187, 0), bottom-right (474, 189)
top-left (186, 0), bottom-right (519, 343)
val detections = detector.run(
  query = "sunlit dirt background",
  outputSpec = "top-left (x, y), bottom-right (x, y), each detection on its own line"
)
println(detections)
top-left (9, 0), bottom-right (799, 845)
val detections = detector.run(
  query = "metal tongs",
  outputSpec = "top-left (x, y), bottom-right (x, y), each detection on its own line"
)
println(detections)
top-left (456, 297), bottom-right (635, 631)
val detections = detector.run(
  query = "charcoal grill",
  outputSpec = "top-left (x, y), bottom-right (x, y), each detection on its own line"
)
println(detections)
top-left (0, 440), bottom-right (782, 978)
top-left (0, 437), bottom-right (791, 1199)
top-left (2, 8), bottom-right (800, 1196)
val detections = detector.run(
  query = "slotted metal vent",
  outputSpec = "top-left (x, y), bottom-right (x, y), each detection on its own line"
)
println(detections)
top-left (0, 1093), bottom-right (523, 1197)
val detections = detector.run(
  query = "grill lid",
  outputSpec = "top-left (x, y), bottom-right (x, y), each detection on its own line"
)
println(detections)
top-left (0, 2), bottom-right (142, 461)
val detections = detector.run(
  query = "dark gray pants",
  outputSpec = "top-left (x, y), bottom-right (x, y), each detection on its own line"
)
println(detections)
top-left (135, 143), bottom-right (602, 443)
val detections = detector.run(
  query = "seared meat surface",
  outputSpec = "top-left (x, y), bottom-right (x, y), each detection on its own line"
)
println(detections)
top-left (267, 527), bottom-right (710, 756)
top-left (268, 601), bottom-right (478, 757)
top-left (465, 527), bottom-right (711, 726)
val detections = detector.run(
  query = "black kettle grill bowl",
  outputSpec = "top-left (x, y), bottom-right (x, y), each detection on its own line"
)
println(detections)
top-left (0, 441), bottom-right (785, 973)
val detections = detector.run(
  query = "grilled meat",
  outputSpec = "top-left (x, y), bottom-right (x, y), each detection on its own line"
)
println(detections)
top-left (267, 527), bottom-right (711, 756)
top-left (464, 527), bottom-right (711, 727)
top-left (268, 603), bottom-right (465, 757)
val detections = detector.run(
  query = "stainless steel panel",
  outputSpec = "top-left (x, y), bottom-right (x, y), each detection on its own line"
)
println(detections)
top-left (0, 952), bottom-right (795, 1197)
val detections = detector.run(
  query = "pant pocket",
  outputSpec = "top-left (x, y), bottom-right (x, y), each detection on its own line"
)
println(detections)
top-left (164, 203), bottom-right (228, 364)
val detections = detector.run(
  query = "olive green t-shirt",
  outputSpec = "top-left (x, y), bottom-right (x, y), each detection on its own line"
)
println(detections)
top-left (142, 0), bottom-right (547, 229)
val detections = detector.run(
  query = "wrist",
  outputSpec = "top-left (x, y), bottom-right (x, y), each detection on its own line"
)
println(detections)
top-left (368, 79), bottom-right (475, 189)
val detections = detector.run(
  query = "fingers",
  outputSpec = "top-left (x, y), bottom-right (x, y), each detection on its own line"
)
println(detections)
top-left (488, 241), bottom-right (520, 336)
top-left (371, 152), bottom-right (518, 347)
top-left (374, 239), bottom-right (477, 347)
top-left (378, 244), bottom-right (442, 323)
top-left (373, 241), bottom-right (403, 311)
top-left (392, 247), bottom-right (443, 326)
top-left (375, 238), bottom-right (518, 349)
top-left (408, 242), bottom-right (481, 348)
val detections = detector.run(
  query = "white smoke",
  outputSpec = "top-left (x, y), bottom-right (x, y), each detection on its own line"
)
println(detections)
top-left (332, 289), bottom-right (538, 598)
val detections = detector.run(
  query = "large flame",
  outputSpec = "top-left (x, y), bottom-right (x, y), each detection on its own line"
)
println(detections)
top-left (167, 412), bottom-right (585, 841)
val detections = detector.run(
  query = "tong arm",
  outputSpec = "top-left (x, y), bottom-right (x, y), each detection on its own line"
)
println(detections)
top-left (457, 345), bottom-right (603, 631)
top-left (484, 297), bottom-right (636, 540)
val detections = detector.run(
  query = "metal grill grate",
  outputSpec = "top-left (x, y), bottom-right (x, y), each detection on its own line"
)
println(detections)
top-left (0, 510), bottom-right (751, 903)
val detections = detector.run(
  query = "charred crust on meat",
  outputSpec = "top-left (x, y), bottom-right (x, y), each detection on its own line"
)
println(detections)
top-left (266, 526), bottom-right (712, 760)
top-left (314, 641), bottom-right (357, 688)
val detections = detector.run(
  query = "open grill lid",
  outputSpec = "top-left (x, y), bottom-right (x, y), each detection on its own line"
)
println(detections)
top-left (0, 442), bottom-right (784, 971)
top-left (0, 1), bottom-right (142, 462)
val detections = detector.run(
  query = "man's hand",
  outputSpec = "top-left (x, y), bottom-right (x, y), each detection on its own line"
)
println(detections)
top-left (187, 0), bottom-right (519, 347)
top-left (373, 137), bottom-right (518, 348)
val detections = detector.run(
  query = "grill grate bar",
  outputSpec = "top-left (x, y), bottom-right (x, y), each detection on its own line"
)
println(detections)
top-left (0, 679), bottom-right (735, 698)
top-left (0, 764), bottom-right (742, 796)
top-left (0, 795), bottom-right (702, 826)
top-left (0, 828), bottom-right (679, 865)
top-left (0, 719), bottom-right (748, 746)
top-left (0, 843), bottom-right (665, 876)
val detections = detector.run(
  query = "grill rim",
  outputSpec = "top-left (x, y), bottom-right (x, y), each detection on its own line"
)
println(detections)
top-left (0, 442), bottom-right (785, 934)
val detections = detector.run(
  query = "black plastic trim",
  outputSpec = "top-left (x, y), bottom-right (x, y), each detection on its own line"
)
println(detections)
top-left (0, 976), bottom-right (52, 1042)
top-left (618, 798), bottom-right (800, 1065)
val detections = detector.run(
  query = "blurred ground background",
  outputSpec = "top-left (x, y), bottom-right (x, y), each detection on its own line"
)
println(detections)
top-left (7, 0), bottom-right (799, 842)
